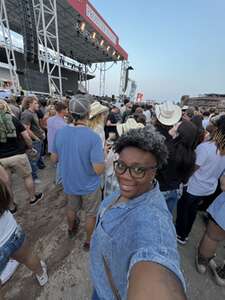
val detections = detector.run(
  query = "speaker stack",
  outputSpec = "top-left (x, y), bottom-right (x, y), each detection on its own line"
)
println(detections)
top-left (18, 0), bottom-right (38, 64)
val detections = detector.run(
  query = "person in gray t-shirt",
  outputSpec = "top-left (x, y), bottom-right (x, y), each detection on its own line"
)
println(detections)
top-left (21, 96), bottom-right (45, 181)
top-left (21, 110), bottom-right (44, 141)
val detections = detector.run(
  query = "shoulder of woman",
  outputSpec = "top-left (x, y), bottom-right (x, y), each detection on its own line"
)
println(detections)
top-left (128, 196), bottom-right (171, 228)
top-left (100, 191), bottom-right (120, 208)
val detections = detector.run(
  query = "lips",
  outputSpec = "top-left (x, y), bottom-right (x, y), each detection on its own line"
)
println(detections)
top-left (119, 183), bottom-right (136, 192)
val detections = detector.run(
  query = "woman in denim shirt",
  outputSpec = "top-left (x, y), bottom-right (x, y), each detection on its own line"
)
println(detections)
top-left (90, 126), bottom-right (186, 300)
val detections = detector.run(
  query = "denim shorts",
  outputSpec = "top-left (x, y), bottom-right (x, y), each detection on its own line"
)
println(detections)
top-left (0, 225), bottom-right (26, 274)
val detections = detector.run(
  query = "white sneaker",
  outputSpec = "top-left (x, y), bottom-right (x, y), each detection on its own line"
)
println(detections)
top-left (0, 259), bottom-right (19, 285)
top-left (36, 261), bottom-right (48, 286)
top-left (176, 235), bottom-right (188, 245)
top-left (209, 259), bottom-right (225, 286)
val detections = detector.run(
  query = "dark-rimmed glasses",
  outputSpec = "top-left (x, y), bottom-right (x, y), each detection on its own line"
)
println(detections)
top-left (113, 160), bottom-right (157, 179)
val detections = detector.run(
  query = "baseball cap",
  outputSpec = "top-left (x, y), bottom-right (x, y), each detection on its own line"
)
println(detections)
top-left (69, 94), bottom-right (92, 117)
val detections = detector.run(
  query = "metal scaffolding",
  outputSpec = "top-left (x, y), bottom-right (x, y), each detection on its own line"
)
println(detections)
top-left (119, 60), bottom-right (129, 99)
top-left (84, 64), bottom-right (88, 92)
top-left (129, 79), bottom-right (137, 102)
top-left (0, 0), bottom-right (20, 94)
top-left (32, 0), bottom-right (62, 96)
top-left (99, 62), bottom-right (106, 97)
top-left (77, 63), bottom-right (88, 93)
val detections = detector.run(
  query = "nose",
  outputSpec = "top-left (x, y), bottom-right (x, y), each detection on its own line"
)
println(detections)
top-left (119, 168), bottom-right (132, 180)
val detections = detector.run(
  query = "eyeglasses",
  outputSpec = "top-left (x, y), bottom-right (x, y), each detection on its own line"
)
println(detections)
top-left (113, 160), bottom-right (157, 179)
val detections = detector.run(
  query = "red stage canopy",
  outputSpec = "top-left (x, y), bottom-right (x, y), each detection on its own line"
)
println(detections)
top-left (68, 0), bottom-right (128, 60)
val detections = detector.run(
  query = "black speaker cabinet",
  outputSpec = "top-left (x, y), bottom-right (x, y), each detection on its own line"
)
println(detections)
top-left (18, 0), bottom-right (38, 63)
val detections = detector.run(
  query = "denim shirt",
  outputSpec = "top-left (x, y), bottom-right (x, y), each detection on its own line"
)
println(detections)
top-left (90, 182), bottom-right (185, 300)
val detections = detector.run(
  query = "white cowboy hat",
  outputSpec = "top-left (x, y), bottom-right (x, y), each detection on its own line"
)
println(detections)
top-left (89, 101), bottom-right (109, 119)
top-left (155, 102), bottom-right (182, 126)
top-left (117, 118), bottom-right (144, 136)
top-left (182, 105), bottom-right (189, 111)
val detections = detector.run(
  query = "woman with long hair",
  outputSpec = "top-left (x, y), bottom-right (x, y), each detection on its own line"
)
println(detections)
top-left (155, 102), bottom-right (197, 213)
top-left (88, 101), bottom-right (109, 147)
top-left (171, 121), bottom-right (197, 183)
top-left (42, 104), bottom-right (56, 129)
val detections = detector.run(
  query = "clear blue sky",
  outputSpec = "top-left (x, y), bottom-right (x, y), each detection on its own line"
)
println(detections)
top-left (89, 0), bottom-right (225, 102)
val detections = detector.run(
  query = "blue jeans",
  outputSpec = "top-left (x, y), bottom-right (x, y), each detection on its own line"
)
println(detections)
top-left (176, 190), bottom-right (215, 239)
top-left (162, 190), bottom-right (179, 214)
top-left (0, 225), bottom-right (26, 274)
top-left (37, 141), bottom-right (46, 168)
top-left (92, 290), bottom-right (100, 300)
top-left (30, 140), bottom-right (42, 180)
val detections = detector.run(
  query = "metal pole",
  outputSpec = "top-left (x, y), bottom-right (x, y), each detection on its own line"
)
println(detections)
top-left (84, 64), bottom-right (88, 91)
top-left (0, 0), bottom-right (20, 94)
top-left (39, 0), bottom-right (51, 94)
top-left (103, 62), bottom-right (106, 97)
top-left (99, 63), bottom-right (103, 96)
top-left (119, 60), bottom-right (129, 100)
top-left (53, 0), bottom-right (62, 96)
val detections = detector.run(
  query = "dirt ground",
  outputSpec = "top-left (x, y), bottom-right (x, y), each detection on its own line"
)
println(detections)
top-left (2, 160), bottom-right (225, 300)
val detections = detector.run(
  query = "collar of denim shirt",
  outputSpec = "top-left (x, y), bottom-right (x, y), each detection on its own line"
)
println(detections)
top-left (110, 180), bottom-right (159, 211)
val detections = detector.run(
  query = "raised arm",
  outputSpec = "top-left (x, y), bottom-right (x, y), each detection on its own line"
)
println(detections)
top-left (128, 261), bottom-right (187, 300)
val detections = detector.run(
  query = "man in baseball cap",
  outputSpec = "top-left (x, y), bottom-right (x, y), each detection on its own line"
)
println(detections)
top-left (51, 94), bottom-right (105, 250)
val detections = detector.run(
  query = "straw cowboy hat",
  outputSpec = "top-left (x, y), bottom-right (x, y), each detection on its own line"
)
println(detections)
top-left (117, 118), bottom-right (144, 136)
top-left (155, 102), bottom-right (182, 126)
top-left (89, 101), bottom-right (109, 119)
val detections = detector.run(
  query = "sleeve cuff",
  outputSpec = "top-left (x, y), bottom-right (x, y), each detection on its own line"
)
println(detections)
top-left (127, 248), bottom-right (186, 291)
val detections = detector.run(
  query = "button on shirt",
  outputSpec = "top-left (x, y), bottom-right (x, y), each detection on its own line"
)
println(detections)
top-left (90, 183), bottom-right (185, 300)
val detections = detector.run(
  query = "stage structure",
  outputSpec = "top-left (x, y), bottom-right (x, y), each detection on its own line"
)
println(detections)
top-left (99, 62), bottom-right (105, 97)
top-left (1, 0), bottom-right (128, 96)
top-left (128, 79), bottom-right (137, 102)
top-left (32, 0), bottom-right (62, 96)
top-left (119, 60), bottom-right (134, 100)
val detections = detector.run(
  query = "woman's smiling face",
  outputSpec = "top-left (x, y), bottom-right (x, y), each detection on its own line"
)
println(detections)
top-left (115, 146), bottom-right (157, 200)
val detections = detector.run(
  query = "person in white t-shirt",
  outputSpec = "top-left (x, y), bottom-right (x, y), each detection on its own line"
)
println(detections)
top-left (0, 179), bottom-right (48, 287)
top-left (176, 115), bottom-right (225, 244)
top-left (144, 105), bottom-right (152, 125)
top-left (202, 111), bottom-right (210, 129)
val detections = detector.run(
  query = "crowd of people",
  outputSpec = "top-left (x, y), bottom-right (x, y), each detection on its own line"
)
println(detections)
top-left (1, 93), bottom-right (225, 299)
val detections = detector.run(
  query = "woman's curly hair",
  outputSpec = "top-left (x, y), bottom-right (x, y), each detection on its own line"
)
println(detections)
top-left (114, 125), bottom-right (168, 169)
